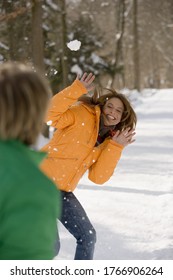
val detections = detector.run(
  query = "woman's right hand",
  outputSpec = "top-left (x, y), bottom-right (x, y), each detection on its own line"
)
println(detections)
top-left (77, 72), bottom-right (95, 92)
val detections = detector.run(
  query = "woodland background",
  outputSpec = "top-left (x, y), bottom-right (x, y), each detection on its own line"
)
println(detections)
top-left (1, 0), bottom-right (173, 93)
top-left (1, 1), bottom-right (173, 261)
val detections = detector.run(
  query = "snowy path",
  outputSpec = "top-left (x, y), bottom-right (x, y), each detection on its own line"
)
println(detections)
top-left (56, 89), bottom-right (173, 260)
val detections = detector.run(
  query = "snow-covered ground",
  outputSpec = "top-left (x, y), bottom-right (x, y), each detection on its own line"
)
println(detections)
top-left (39, 88), bottom-right (173, 260)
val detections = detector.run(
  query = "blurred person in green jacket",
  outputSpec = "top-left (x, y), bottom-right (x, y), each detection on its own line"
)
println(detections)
top-left (0, 62), bottom-right (61, 260)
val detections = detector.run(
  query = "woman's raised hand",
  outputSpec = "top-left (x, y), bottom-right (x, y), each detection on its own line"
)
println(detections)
top-left (77, 72), bottom-right (95, 92)
top-left (112, 127), bottom-right (136, 147)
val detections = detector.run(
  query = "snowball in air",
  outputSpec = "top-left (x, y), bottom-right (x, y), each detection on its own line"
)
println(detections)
top-left (67, 40), bottom-right (81, 51)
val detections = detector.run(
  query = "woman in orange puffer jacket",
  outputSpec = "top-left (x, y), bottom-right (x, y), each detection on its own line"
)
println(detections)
top-left (41, 73), bottom-right (137, 260)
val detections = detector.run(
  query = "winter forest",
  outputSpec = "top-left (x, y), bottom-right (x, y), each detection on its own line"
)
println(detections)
top-left (1, 0), bottom-right (173, 92)
top-left (0, 0), bottom-right (173, 260)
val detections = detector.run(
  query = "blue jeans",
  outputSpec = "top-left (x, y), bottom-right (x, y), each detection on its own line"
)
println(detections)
top-left (57, 191), bottom-right (96, 260)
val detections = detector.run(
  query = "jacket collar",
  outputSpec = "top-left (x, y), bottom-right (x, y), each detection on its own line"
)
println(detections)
top-left (81, 103), bottom-right (101, 132)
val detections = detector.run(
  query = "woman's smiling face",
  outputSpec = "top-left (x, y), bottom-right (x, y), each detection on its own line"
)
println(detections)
top-left (102, 97), bottom-right (124, 126)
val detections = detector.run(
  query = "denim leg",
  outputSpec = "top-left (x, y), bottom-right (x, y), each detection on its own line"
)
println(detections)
top-left (59, 191), bottom-right (96, 260)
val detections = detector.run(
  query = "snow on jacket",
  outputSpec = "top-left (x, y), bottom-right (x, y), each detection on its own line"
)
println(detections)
top-left (0, 140), bottom-right (61, 260)
top-left (40, 80), bottom-right (124, 192)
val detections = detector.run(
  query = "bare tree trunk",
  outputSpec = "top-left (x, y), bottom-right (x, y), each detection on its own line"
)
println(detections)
top-left (3, 1), bottom-right (17, 60)
top-left (110, 0), bottom-right (125, 88)
top-left (32, 0), bottom-right (49, 137)
top-left (59, 0), bottom-right (69, 87)
top-left (133, 0), bottom-right (140, 91)
top-left (31, 0), bottom-right (44, 72)
top-left (115, 0), bottom-right (125, 74)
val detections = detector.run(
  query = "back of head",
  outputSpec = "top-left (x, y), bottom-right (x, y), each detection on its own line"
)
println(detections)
top-left (0, 62), bottom-right (52, 145)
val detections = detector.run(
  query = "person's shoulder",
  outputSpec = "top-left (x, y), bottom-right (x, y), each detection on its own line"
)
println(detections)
top-left (0, 141), bottom-right (56, 191)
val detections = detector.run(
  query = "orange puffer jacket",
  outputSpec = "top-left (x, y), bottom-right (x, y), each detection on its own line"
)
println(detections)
top-left (40, 80), bottom-right (124, 192)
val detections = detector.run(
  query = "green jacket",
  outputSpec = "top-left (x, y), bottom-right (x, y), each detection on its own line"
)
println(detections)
top-left (0, 140), bottom-right (61, 260)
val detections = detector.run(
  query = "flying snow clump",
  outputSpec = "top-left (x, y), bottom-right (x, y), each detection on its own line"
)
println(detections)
top-left (67, 40), bottom-right (81, 51)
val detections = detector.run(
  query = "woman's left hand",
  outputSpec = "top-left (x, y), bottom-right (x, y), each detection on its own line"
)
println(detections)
top-left (112, 127), bottom-right (136, 147)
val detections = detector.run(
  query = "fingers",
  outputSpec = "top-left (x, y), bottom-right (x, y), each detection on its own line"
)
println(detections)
top-left (78, 72), bottom-right (95, 92)
top-left (80, 72), bottom-right (95, 84)
top-left (80, 72), bottom-right (88, 82)
top-left (123, 127), bottom-right (134, 135)
top-left (126, 131), bottom-right (136, 145)
top-left (85, 73), bottom-right (95, 83)
top-left (129, 139), bottom-right (136, 144)
top-left (113, 128), bottom-right (136, 147)
top-left (123, 128), bottom-right (135, 138)
top-left (113, 130), bottom-right (120, 137)
top-left (76, 73), bottom-right (81, 80)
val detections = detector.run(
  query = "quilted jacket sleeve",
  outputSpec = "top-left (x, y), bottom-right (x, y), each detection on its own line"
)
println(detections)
top-left (88, 139), bottom-right (124, 184)
top-left (46, 80), bottom-right (87, 129)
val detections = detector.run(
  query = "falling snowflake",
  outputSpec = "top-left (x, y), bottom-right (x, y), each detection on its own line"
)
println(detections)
top-left (47, 120), bottom-right (52, 126)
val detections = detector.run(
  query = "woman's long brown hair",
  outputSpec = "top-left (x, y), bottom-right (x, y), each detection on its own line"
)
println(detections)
top-left (78, 87), bottom-right (137, 131)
